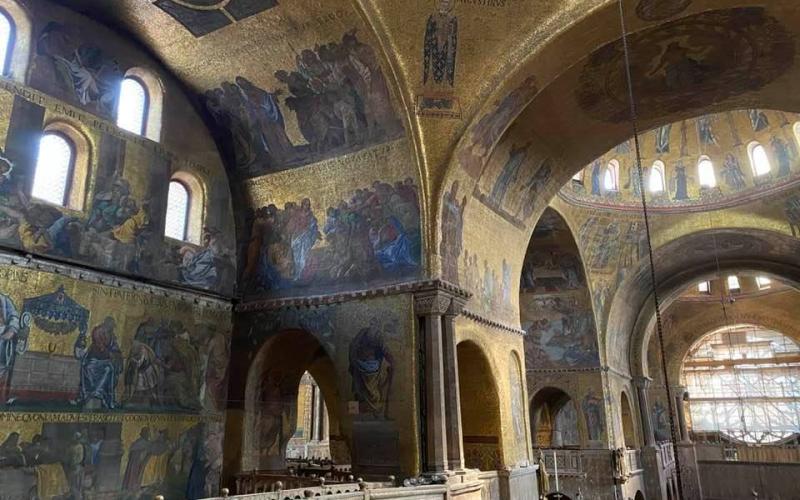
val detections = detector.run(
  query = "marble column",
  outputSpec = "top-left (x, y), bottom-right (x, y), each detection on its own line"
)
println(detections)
top-left (634, 376), bottom-right (656, 447)
top-left (674, 386), bottom-right (690, 443)
top-left (443, 298), bottom-right (466, 471)
top-left (415, 291), bottom-right (453, 473)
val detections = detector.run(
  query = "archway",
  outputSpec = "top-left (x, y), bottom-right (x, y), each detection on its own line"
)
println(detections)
top-left (620, 391), bottom-right (636, 449)
top-left (457, 340), bottom-right (503, 470)
top-left (634, 491), bottom-right (645, 500)
top-left (242, 329), bottom-right (349, 472)
top-left (530, 387), bottom-right (580, 448)
top-left (285, 371), bottom-right (332, 462)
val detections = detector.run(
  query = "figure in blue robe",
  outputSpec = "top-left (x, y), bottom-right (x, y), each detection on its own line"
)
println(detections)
top-left (74, 317), bottom-right (122, 409)
top-left (748, 109), bottom-right (769, 132)
top-left (721, 154), bottom-right (746, 190)
top-left (489, 144), bottom-right (527, 206)
top-left (772, 136), bottom-right (793, 177)
top-left (0, 293), bottom-right (22, 404)
top-left (372, 217), bottom-right (417, 272)
top-left (180, 247), bottom-right (218, 289)
top-left (672, 164), bottom-right (689, 200)
top-left (655, 124), bottom-right (672, 153)
top-left (590, 160), bottom-right (602, 195)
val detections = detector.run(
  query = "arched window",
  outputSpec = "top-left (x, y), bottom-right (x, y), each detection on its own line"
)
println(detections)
top-left (697, 156), bottom-right (716, 188)
top-left (683, 324), bottom-right (800, 444)
top-left (165, 171), bottom-right (204, 243)
top-left (118, 68), bottom-right (164, 141)
top-left (165, 180), bottom-right (190, 241)
top-left (649, 160), bottom-right (666, 193)
top-left (116, 77), bottom-right (148, 135)
top-left (749, 142), bottom-right (772, 177)
top-left (604, 160), bottom-right (619, 191)
top-left (756, 276), bottom-right (772, 290)
top-left (727, 275), bottom-right (741, 292)
top-left (31, 132), bottom-right (74, 206)
top-left (0, 8), bottom-right (14, 75)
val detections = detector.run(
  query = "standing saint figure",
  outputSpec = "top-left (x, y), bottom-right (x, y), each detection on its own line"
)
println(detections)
top-left (349, 319), bottom-right (393, 418)
top-left (0, 293), bottom-right (24, 404)
top-left (73, 317), bottom-right (123, 410)
top-left (423, 0), bottom-right (458, 88)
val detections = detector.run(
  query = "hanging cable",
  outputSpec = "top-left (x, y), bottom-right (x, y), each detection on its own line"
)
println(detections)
top-left (616, 1), bottom-right (685, 497)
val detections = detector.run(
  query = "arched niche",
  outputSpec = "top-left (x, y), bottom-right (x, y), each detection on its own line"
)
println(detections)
top-left (521, 208), bottom-right (599, 372)
top-left (240, 329), bottom-right (348, 472)
top-left (529, 387), bottom-right (581, 449)
top-left (620, 391), bottom-right (637, 449)
top-left (457, 340), bottom-right (504, 470)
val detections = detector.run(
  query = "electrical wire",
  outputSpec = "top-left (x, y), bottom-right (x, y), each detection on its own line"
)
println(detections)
top-left (616, 1), bottom-right (685, 497)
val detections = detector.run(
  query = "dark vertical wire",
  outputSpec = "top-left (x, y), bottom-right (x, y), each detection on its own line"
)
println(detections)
top-left (616, 1), bottom-right (685, 497)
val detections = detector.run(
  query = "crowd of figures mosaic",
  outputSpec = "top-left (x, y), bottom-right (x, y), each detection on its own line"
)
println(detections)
top-left (241, 179), bottom-right (421, 296)
top-left (521, 210), bottom-right (600, 371)
top-left (0, 263), bottom-right (230, 499)
top-left (206, 31), bottom-right (404, 176)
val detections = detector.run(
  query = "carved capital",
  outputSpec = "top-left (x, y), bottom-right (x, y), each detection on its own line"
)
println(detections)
top-left (414, 291), bottom-right (452, 316)
top-left (633, 376), bottom-right (653, 390)
top-left (445, 297), bottom-right (467, 317)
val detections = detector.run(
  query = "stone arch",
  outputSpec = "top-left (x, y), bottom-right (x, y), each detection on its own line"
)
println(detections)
top-left (521, 207), bottom-right (600, 370)
top-left (529, 386), bottom-right (583, 448)
top-left (457, 339), bottom-right (504, 470)
top-left (437, 1), bottom-right (800, 319)
top-left (241, 329), bottom-right (348, 472)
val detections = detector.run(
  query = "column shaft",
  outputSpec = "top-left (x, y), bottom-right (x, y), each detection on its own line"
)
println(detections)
top-left (443, 312), bottom-right (464, 470)
top-left (635, 377), bottom-right (656, 447)
top-left (424, 312), bottom-right (449, 473)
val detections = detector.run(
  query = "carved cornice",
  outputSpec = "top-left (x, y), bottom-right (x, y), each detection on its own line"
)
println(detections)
top-left (462, 308), bottom-right (526, 336)
top-left (237, 279), bottom-right (472, 312)
top-left (0, 252), bottom-right (232, 311)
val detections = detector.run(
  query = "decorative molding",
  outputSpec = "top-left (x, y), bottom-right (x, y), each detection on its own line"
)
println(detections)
top-left (238, 279), bottom-right (472, 312)
top-left (462, 308), bottom-right (526, 336)
top-left (0, 251), bottom-right (232, 312)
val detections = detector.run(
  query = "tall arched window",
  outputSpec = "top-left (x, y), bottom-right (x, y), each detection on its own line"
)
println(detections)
top-left (165, 180), bottom-right (190, 241)
top-left (165, 171), bottom-right (204, 243)
top-left (683, 324), bottom-right (800, 444)
top-left (697, 156), bottom-right (717, 188)
top-left (604, 160), bottom-right (619, 191)
top-left (0, 9), bottom-right (14, 75)
top-left (31, 132), bottom-right (75, 206)
top-left (749, 142), bottom-right (772, 177)
top-left (649, 160), bottom-right (666, 193)
top-left (116, 77), bottom-right (148, 135)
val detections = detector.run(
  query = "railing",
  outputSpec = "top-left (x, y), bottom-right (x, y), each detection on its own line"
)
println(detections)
top-left (537, 448), bottom-right (583, 476)
top-left (624, 449), bottom-right (643, 473)
top-left (659, 442), bottom-right (675, 470)
top-left (234, 462), bottom-right (354, 495)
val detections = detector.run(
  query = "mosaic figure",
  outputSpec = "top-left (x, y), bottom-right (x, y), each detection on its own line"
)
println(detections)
top-left (423, 0), bottom-right (458, 88)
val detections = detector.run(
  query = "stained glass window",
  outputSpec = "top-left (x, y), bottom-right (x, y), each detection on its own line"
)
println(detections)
top-left (31, 133), bottom-right (74, 206)
top-left (165, 181), bottom-right (189, 240)
top-left (117, 77), bottom-right (148, 135)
